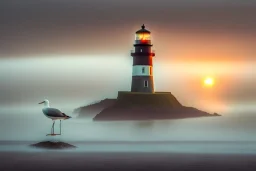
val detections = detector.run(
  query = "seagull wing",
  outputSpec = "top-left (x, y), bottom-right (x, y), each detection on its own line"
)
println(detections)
top-left (43, 108), bottom-right (66, 118)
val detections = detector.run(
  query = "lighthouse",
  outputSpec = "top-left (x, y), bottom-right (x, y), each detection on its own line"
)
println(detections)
top-left (131, 24), bottom-right (155, 93)
top-left (84, 24), bottom-right (218, 121)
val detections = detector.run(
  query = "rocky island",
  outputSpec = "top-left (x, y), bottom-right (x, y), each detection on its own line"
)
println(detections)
top-left (30, 141), bottom-right (76, 149)
top-left (75, 91), bottom-right (221, 121)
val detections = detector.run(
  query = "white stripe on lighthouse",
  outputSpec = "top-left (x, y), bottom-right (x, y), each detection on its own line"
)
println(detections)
top-left (132, 65), bottom-right (153, 76)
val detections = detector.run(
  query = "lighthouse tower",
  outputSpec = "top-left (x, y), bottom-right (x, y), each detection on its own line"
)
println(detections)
top-left (131, 24), bottom-right (155, 93)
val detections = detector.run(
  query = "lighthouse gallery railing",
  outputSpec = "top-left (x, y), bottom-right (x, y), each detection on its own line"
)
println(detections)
top-left (130, 50), bottom-right (155, 57)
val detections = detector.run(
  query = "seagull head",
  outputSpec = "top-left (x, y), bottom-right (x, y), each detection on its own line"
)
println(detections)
top-left (38, 99), bottom-right (50, 107)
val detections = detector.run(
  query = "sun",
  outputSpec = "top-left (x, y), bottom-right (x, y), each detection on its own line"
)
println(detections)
top-left (204, 77), bottom-right (214, 87)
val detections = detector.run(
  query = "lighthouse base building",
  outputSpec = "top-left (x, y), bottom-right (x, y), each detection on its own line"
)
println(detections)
top-left (75, 25), bottom-right (221, 121)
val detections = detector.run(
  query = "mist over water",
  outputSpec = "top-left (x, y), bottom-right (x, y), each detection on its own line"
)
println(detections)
top-left (0, 56), bottom-right (255, 142)
top-left (0, 104), bottom-right (255, 142)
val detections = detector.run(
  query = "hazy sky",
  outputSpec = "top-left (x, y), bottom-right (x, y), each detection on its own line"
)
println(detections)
top-left (1, 0), bottom-right (255, 58)
top-left (0, 0), bottom-right (255, 113)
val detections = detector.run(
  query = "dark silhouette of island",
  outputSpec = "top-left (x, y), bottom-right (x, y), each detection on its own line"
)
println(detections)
top-left (75, 91), bottom-right (221, 121)
top-left (30, 141), bottom-right (76, 149)
top-left (74, 99), bottom-right (116, 118)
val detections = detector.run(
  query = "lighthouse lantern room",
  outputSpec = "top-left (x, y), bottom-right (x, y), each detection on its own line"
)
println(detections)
top-left (131, 24), bottom-right (155, 93)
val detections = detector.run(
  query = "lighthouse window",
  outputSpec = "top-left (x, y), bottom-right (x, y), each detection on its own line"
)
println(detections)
top-left (135, 33), bottom-right (151, 40)
top-left (140, 49), bottom-right (143, 52)
top-left (142, 67), bottom-right (145, 73)
top-left (144, 80), bottom-right (148, 87)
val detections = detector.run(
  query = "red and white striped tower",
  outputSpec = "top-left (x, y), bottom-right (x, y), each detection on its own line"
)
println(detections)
top-left (130, 24), bottom-right (155, 93)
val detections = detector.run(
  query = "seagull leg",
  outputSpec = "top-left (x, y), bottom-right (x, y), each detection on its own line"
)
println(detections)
top-left (53, 121), bottom-right (55, 134)
top-left (51, 121), bottom-right (54, 134)
top-left (60, 120), bottom-right (62, 135)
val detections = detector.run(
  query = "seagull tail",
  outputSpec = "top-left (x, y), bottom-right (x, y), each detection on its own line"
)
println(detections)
top-left (63, 113), bottom-right (72, 119)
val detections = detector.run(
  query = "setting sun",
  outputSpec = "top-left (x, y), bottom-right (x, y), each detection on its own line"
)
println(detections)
top-left (204, 77), bottom-right (214, 86)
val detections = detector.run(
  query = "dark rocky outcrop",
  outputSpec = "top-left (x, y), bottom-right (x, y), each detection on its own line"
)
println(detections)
top-left (30, 141), bottom-right (76, 149)
top-left (94, 106), bottom-right (217, 121)
top-left (213, 112), bottom-right (221, 116)
top-left (75, 91), bottom-right (221, 121)
top-left (74, 99), bottom-right (116, 118)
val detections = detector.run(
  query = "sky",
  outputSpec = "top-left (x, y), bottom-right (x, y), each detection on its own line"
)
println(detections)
top-left (0, 0), bottom-right (255, 114)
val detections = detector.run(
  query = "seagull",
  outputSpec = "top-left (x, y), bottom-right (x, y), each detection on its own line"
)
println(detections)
top-left (38, 99), bottom-right (71, 136)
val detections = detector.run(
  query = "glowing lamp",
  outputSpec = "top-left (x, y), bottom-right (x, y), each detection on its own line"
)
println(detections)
top-left (135, 33), bottom-right (151, 41)
top-left (135, 24), bottom-right (151, 43)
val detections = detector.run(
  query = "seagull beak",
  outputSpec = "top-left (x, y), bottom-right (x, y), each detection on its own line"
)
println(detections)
top-left (38, 101), bottom-right (45, 104)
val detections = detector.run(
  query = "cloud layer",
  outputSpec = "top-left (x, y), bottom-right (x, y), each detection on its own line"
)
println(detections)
top-left (0, 0), bottom-right (255, 60)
